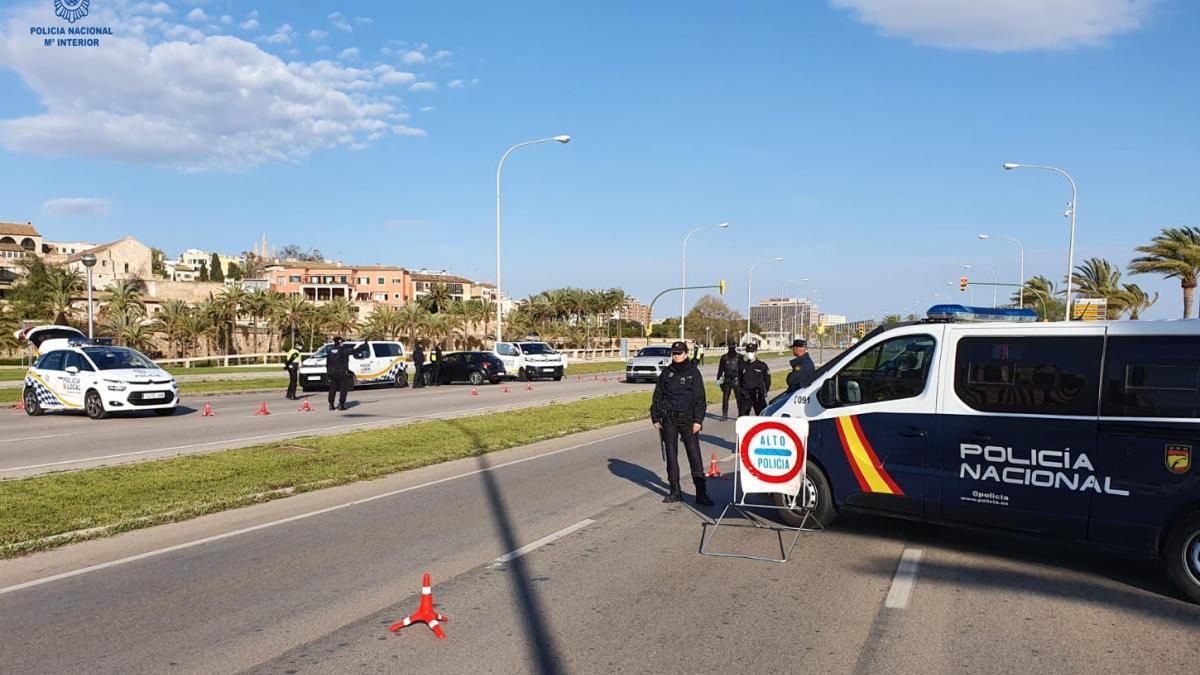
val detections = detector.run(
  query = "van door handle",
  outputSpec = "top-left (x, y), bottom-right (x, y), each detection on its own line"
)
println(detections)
top-left (962, 433), bottom-right (991, 444)
top-left (899, 426), bottom-right (928, 438)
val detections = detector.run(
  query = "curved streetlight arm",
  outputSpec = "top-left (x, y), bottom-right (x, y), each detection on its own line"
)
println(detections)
top-left (1003, 162), bottom-right (1077, 321)
top-left (746, 257), bottom-right (783, 344)
top-left (680, 223), bottom-right (728, 339)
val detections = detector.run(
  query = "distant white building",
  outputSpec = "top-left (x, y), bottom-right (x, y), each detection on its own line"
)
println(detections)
top-left (163, 259), bottom-right (199, 282)
top-left (819, 314), bottom-right (846, 326)
top-left (179, 248), bottom-right (242, 278)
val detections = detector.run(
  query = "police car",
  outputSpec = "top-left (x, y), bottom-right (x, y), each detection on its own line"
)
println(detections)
top-left (493, 341), bottom-right (568, 381)
top-left (625, 345), bottom-right (674, 383)
top-left (17, 325), bottom-right (179, 419)
top-left (762, 305), bottom-right (1200, 602)
top-left (298, 339), bottom-right (408, 391)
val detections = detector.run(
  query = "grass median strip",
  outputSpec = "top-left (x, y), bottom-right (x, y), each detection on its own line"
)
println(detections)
top-left (0, 384), bottom-right (733, 557)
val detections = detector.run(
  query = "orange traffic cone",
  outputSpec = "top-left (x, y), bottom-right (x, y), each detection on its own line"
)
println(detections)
top-left (298, 399), bottom-right (313, 412)
top-left (470, 386), bottom-right (479, 397)
top-left (254, 400), bottom-right (271, 416)
top-left (616, 376), bottom-right (624, 382)
top-left (705, 453), bottom-right (722, 478)
top-left (202, 402), bottom-right (217, 417)
top-left (602, 376), bottom-right (609, 382)
top-left (501, 384), bottom-right (510, 393)
top-left (592, 375), bottom-right (598, 381)
top-left (576, 374), bottom-right (582, 381)
top-left (10, 398), bottom-right (25, 411)
top-left (389, 573), bottom-right (448, 639)
top-left (525, 382), bottom-right (533, 391)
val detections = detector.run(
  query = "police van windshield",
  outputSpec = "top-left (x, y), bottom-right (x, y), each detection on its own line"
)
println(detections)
top-left (82, 347), bottom-right (158, 370)
top-left (517, 342), bottom-right (555, 354)
top-left (312, 343), bottom-right (362, 358)
top-left (638, 347), bottom-right (671, 357)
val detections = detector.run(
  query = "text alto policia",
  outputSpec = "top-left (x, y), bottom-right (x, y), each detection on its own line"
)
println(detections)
top-left (959, 444), bottom-right (1130, 496)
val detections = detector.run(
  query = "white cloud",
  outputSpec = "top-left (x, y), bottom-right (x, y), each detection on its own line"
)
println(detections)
top-left (0, 4), bottom-right (426, 171)
top-left (830, 0), bottom-right (1155, 52)
top-left (185, 7), bottom-right (206, 22)
top-left (239, 17), bottom-right (258, 31)
top-left (308, 29), bottom-right (328, 41)
top-left (419, 106), bottom-right (434, 112)
top-left (374, 65), bottom-right (417, 86)
top-left (42, 197), bottom-right (110, 216)
top-left (409, 81), bottom-right (436, 92)
top-left (391, 125), bottom-right (426, 137)
top-left (338, 47), bottom-right (360, 61)
top-left (130, 2), bottom-right (172, 16)
top-left (354, 17), bottom-right (374, 25)
top-left (219, 15), bottom-right (232, 26)
top-left (430, 50), bottom-right (452, 62)
top-left (328, 11), bottom-right (352, 32)
top-left (400, 50), bottom-right (426, 65)
top-left (261, 23), bottom-right (294, 45)
top-left (447, 79), bottom-right (463, 89)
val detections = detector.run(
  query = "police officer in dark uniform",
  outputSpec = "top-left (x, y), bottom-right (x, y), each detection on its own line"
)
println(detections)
top-left (326, 336), bottom-right (370, 410)
top-left (716, 343), bottom-right (744, 421)
top-left (430, 343), bottom-right (443, 386)
top-left (651, 341), bottom-right (713, 506)
top-left (411, 342), bottom-right (426, 388)
top-left (738, 343), bottom-right (771, 416)
top-left (786, 338), bottom-right (817, 391)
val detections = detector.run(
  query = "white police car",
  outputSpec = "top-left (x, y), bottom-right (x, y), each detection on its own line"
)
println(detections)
top-left (298, 339), bottom-right (408, 391)
top-left (493, 341), bottom-right (568, 381)
top-left (18, 325), bottom-right (179, 419)
top-left (762, 305), bottom-right (1200, 603)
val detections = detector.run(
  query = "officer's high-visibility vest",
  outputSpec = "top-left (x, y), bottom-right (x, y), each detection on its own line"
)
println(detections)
top-left (285, 348), bottom-right (301, 366)
top-left (430, 350), bottom-right (438, 362)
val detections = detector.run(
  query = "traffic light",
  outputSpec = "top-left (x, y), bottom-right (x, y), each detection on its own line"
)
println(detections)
top-left (959, 276), bottom-right (968, 292)
top-left (857, 324), bottom-right (866, 338)
top-left (719, 280), bottom-right (726, 295)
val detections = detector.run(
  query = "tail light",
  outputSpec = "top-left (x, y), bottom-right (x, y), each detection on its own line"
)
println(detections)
top-left (482, 362), bottom-right (490, 369)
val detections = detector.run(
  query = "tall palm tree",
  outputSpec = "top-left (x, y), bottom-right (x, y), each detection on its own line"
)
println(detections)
top-left (397, 303), bottom-right (429, 348)
top-left (1070, 258), bottom-right (1127, 319)
top-left (423, 283), bottom-right (453, 314)
top-left (0, 308), bottom-right (20, 356)
top-left (322, 297), bottom-right (360, 337)
top-left (1121, 283), bottom-right (1159, 320)
top-left (477, 298), bottom-right (495, 341)
top-left (214, 285), bottom-right (248, 355)
top-left (241, 288), bottom-right (274, 354)
top-left (1129, 226), bottom-right (1200, 318)
top-left (277, 295), bottom-right (311, 348)
top-left (120, 322), bottom-right (156, 353)
top-left (155, 298), bottom-right (190, 357)
top-left (105, 279), bottom-right (146, 320)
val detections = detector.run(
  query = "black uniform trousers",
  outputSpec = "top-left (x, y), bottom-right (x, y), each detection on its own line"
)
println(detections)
top-left (660, 413), bottom-right (705, 485)
top-left (412, 363), bottom-right (425, 387)
top-left (286, 365), bottom-right (298, 399)
top-left (738, 387), bottom-right (767, 416)
top-left (430, 361), bottom-right (441, 385)
top-left (328, 370), bottom-right (352, 408)
top-left (720, 380), bottom-right (741, 418)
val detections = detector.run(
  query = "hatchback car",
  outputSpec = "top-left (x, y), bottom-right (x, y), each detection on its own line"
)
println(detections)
top-left (421, 351), bottom-right (506, 385)
top-left (625, 345), bottom-right (673, 383)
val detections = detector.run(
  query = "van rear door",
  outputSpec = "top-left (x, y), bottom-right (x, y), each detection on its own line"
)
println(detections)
top-left (939, 326), bottom-right (1104, 538)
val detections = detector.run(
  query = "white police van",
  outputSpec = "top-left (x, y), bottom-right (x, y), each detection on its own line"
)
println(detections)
top-left (299, 339), bottom-right (408, 391)
top-left (17, 325), bottom-right (179, 419)
top-left (493, 341), bottom-right (567, 381)
top-left (763, 305), bottom-right (1200, 602)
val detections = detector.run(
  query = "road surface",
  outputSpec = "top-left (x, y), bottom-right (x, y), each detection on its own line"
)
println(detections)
top-left (0, 415), bottom-right (1195, 674)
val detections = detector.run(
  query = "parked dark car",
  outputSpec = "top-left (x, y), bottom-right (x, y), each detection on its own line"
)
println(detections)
top-left (421, 351), bottom-right (507, 385)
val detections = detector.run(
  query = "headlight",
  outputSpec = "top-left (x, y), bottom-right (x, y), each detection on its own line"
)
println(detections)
top-left (106, 384), bottom-right (127, 391)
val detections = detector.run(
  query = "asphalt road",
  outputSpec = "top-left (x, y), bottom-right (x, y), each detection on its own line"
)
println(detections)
top-left (0, 415), bottom-right (1196, 674)
top-left (0, 358), bottom-right (786, 478)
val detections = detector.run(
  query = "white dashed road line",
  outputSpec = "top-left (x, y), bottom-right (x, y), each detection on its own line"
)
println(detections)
top-left (486, 519), bottom-right (597, 570)
top-left (884, 548), bottom-right (924, 609)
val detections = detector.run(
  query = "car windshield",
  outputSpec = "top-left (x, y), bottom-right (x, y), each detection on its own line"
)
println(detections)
top-left (82, 347), bottom-right (159, 371)
top-left (518, 343), bottom-right (555, 354)
top-left (311, 343), bottom-right (361, 358)
top-left (638, 347), bottom-right (671, 357)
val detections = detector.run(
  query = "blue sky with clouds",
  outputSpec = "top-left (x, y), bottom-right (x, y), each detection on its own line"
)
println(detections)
top-left (0, 0), bottom-right (1197, 319)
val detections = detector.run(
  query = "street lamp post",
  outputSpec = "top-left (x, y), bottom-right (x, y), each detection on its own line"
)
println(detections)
top-left (1003, 162), bottom-right (1077, 321)
top-left (780, 278), bottom-right (809, 343)
top-left (746, 257), bottom-right (783, 344)
top-left (680, 222), bottom-right (729, 340)
top-left (978, 233), bottom-right (1025, 308)
top-left (81, 253), bottom-right (97, 338)
top-left (496, 135), bottom-right (571, 343)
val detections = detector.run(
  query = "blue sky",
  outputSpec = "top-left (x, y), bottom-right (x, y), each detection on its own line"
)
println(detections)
top-left (0, 0), bottom-right (1197, 320)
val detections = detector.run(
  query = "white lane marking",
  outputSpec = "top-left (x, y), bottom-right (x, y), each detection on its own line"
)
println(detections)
top-left (486, 519), bottom-right (596, 569)
top-left (884, 548), bottom-right (924, 609)
top-left (0, 427), bottom-right (647, 597)
top-left (0, 434), bottom-right (71, 444)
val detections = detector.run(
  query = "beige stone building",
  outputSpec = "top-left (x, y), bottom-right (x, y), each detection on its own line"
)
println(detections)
top-left (65, 236), bottom-right (153, 289)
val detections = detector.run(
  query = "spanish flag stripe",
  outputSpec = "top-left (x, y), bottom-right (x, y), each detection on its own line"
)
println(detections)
top-left (850, 415), bottom-right (905, 495)
top-left (835, 416), bottom-right (872, 493)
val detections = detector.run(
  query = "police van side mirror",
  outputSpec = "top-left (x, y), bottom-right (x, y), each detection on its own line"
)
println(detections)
top-left (65, 366), bottom-right (79, 375)
top-left (820, 378), bottom-right (840, 408)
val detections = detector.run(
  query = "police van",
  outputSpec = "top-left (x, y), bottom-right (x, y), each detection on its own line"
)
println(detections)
top-left (493, 341), bottom-right (568, 381)
top-left (17, 325), bottom-right (179, 419)
top-left (763, 305), bottom-right (1200, 602)
top-left (299, 339), bottom-right (408, 391)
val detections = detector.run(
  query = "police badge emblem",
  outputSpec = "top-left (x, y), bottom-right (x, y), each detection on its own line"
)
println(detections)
top-left (1166, 444), bottom-right (1191, 475)
top-left (55, 0), bottom-right (90, 24)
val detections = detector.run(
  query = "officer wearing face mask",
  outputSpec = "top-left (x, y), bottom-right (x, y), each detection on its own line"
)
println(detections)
top-left (325, 336), bottom-right (371, 411)
top-left (738, 342), bottom-right (771, 416)
top-left (650, 341), bottom-right (713, 506)
top-left (716, 343), bottom-right (744, 421)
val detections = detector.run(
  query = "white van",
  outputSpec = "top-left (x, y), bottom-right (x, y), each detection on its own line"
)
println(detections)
top-left (493, 341), bottom-right (567, 381)
top-left (762, 304), bottom-right (1200, 603)
top-left (299, 340), bottom-right (408, 391)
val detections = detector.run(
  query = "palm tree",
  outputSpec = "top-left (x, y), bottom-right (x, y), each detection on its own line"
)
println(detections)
top-left (46, 288), bottom-right (78, 327)
top-left (105, 279), bottom-right (146, 320)
top-left (1120, 283), bottom-right (1159, 320)
top-left (477, 298), bottom-right (495, 341)
top-left (423, 283), bottom-right (453, 314)
top-left (277, 295), bottom-right (311, 348)
top-left (397, 303), bottom-right (429, 348)
top-left (322, 297), bottom-right (360, 337)
top-left (1070, 258), bottom-right (1127, 319)
top-left (120, 322), bottom-right (156, 353)
top-left (1129, 226), bottom-right (1200, 318)
top-left (155, 298), bottom-right (190, 357)
top-left (364, 305), bottom-right (401, 340)
top-left (214, 285), bottom-right (248, 355)
top-left (241, 288), bottom-right (274, 354)
top-left (1013, 275), bottom-right (1065, 321)
top-left (0, 308), bottom-right (20, 356)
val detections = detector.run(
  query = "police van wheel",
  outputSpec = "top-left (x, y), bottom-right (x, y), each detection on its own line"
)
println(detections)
top-left (1164, 512), bottom-right (1200, 604)
top-left (84, 390), bottom-right (108, 420)
top-left (394, 372), bottom-right (409, 388)
top-left (772, 464), bottom-right (836, 529)
top-left (23, 388), bottom-right (43, 416)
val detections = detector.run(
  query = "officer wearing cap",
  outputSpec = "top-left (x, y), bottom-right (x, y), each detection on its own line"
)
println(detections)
top-left (716, 343), bottom-right (744, 421)
top-left (786, 338), bottom-right (816, 391)
top-left (650, 340), bottom-right (713, 506)
top-left (325, 336), bottom-right (371, 411)
top-left (738, 343), bottom-right (771, 416)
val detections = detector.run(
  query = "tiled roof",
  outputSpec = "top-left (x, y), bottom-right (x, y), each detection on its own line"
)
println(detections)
top-left (64, 237), bottom-right (125, 264)
top-left (411, 272), bottom-right (472, 283)
top-left (0, 222), bottom-right (40, 237)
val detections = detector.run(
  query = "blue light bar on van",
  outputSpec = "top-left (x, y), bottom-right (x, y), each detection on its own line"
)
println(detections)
top-left (927, 304), bottom-right (1038, 323)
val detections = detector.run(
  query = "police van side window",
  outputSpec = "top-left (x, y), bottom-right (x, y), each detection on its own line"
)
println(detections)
top-left (373, 343), bottom-right (399, 358)
top-left (64, 352), bottom-right (92, 372)
top-left (1102, 336), bottom-right (1200, 418)
top-left (37, 351), bottom-right (66, 371)
top-left (954, 336), bottom-right (1102, 416)
top-left (836, 334), bottom-right (935, 404)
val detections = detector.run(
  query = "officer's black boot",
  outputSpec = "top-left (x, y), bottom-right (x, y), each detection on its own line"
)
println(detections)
top-left (694, 477), bottom-right (714, 506)
top-left (662, 480), bottom-right (683, 503)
